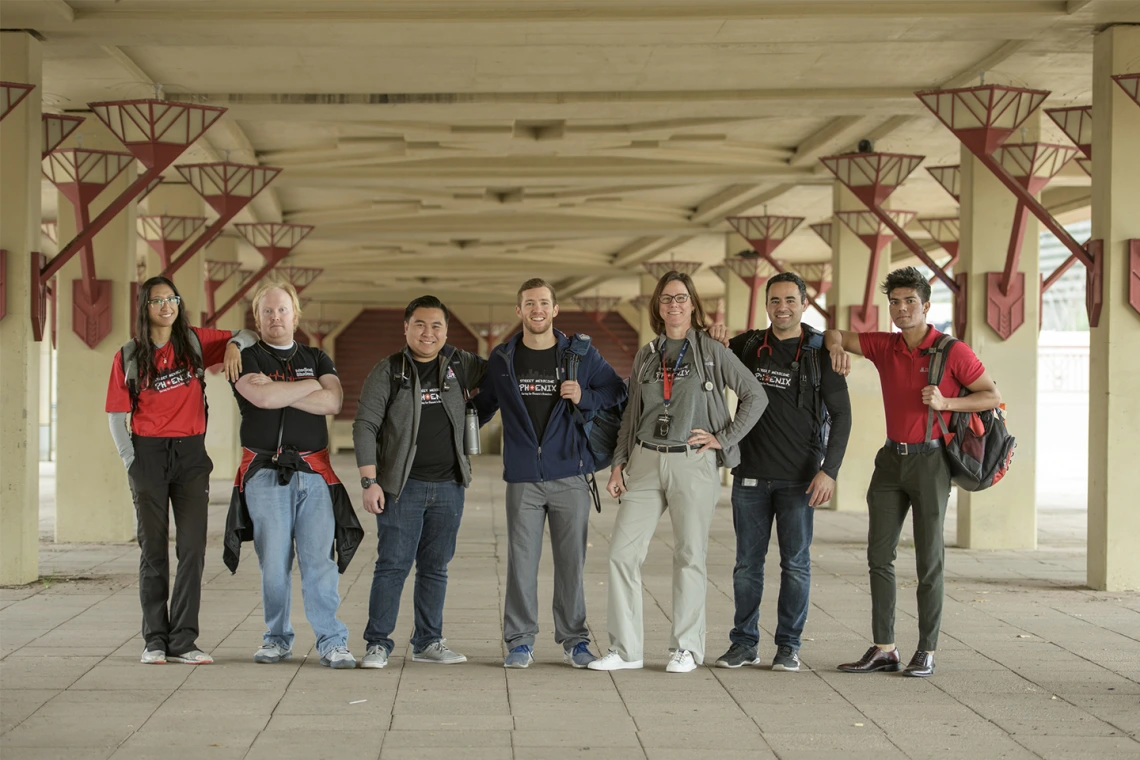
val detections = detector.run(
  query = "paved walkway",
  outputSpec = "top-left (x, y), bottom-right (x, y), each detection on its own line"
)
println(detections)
top-left (3, 455), bottom-right (1138, 760)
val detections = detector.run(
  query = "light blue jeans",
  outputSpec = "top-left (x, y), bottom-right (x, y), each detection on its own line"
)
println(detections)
top-left (245, 468), bottom-right (349, 656)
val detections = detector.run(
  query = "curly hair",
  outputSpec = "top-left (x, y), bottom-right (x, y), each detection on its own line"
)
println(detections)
top-left (881, 266), bottom-right (932, 304)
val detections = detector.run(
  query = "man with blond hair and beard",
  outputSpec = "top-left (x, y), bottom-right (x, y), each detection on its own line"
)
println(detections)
top-left (475, 278), bottom-right (627, 669)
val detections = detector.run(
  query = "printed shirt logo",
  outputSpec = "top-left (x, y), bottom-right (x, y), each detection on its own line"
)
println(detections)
top-left (446, 366), bottom-right (457, 380)
top-left (152, 367), bottom-right (194, 393)
top-left (652, 365), bottom-right (693, 383)
top-left (755, 365), bottom-right (793, 390)
top-left (517, 373), bottom-right (558, 397)
top-left (421, 385), bottom-right (443, 405)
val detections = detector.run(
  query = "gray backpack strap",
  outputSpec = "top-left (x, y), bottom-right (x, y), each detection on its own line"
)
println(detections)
top-left (120, 339), bottom-right (140, 412)
top-left (924, 335), bottom-right (957, 442)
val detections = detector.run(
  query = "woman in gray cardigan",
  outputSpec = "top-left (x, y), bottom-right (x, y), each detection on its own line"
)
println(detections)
top-left (589, 271), bottom-right (766, 673)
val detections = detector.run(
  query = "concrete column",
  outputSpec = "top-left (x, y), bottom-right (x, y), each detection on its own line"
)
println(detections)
top-left (829, 184), bottom-right (890, 512)
top-left (0, 32), bottom-right (43, 583)
top-left (202, 235), bottom-right (243, 477)
top-left (1088, 25), bottom-right (1140, 591)
top-left (54, 117), bottom-right (136, 542)
top-left (956, 132), bottom-right (1040, 549)
top-left (722, 233), bottom-right (753, 335)
top-left (144, 184), bottom-right (207, 326)
top-left (637, 273), bottom-right (656, 344)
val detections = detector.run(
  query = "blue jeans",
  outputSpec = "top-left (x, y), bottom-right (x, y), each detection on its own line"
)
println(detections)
top-left (244, 468), bottom-right (349, 657)
top-left (730, 478), bottom-right (813, 650)
top-left (364, 479), bottom-right (464, 653)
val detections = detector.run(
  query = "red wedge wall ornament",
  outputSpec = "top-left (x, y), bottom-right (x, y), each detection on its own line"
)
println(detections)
top-left (203, 223), bottom-right (313, 328)
top-left (159, 162), bottom-right (283, 279)
top-left (573, 296), bottom-right (634, 357)
top-left (30, 99), bottom-right (226, 342)
top-left (42, 148), bottom-right (138, 346)
top-left (0, 82), bottom-right (34, 122)
top-left (915, 85), bottom-right (1102, 327)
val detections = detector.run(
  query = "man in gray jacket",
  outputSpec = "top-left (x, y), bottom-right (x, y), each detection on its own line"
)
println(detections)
top-left (352, 296), bottom-right (487, 669)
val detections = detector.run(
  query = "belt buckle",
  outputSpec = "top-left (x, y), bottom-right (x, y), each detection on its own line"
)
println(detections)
top-left (898, 442), bottom-right (908, 456)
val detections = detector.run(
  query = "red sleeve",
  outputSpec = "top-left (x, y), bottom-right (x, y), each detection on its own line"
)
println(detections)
top-left (105, 351), bottom-right (131, 413)
top-left (946, 340), bottom-right (986, 388)
top-left (858, 331), bottom-right (891, 364)
top-left (193, 326), bottom-right (233, 367)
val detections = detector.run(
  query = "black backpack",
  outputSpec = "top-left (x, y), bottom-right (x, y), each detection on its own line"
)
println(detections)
top-left (120, 331), bottom-right (205, 414)
top-left (387, 348), bottom-right (471, 406)
top-left (924, 335), bottom-right (1016, 491)
top-left (563, 334), bottom-right (628, 513)
top-left (740, 325), bottom-right (831, 456)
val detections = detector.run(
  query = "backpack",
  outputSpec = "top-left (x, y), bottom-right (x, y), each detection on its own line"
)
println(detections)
top-left (924, 335), bottom-right (1016, 492)
top-left (120, 331), bottom-right (205, 414)
top-left (387, 348), bottom-right (471, 407)
top-left (740, 325), bottom-right (831, 456)
top-left (563, 334), bottom-right (627, 473)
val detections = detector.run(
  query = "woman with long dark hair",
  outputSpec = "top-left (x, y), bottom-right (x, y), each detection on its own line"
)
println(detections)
top-left (588, 271), bottom-right (767, 674)
top-left (105, 276), bottom-right (257, 664)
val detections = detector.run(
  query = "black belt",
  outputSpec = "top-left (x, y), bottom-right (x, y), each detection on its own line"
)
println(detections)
top-left (885, 438), bottom-right (942, 455)
top-left (638, 440), bottom-right (700, 454)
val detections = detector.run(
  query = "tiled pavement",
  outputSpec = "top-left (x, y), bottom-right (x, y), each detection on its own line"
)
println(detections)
top-left (2, 455), bottom-right (1138, 760)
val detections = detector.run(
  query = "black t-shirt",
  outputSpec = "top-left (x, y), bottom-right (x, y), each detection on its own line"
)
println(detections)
top-left (233, 341), bottom-right (336, 452)
top-left (513, 343), bottom-right (560, 443)
top-left (409, 359), bottom-right (461, 483)
top-left (729, 329), bottom-right (850, 482)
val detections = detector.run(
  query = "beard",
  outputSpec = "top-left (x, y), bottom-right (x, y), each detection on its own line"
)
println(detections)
top-left (522, 317), bottom-right (553, 335)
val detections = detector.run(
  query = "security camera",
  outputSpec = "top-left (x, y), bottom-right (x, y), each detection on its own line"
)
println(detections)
top-left (858, 139), bottom-right (875, 154)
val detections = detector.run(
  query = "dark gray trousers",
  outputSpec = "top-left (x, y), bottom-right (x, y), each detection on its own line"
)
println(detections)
top-left (866, 445), bottom-right (951, 652)
top-left (503, 476), bottom-right (592, 650)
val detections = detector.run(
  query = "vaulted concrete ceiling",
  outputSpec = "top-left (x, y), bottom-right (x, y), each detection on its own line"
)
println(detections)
top-left (8, 0), bottom-right (1135, 316)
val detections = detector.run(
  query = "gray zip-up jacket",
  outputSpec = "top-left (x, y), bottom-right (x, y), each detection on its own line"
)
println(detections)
top-left (352, 345), bottom-right (487, 498)
top-left (613, 328), bottom-right (767, 471)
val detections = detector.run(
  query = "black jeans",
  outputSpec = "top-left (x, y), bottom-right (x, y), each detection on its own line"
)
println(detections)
top-left (128, 434), bottom-right (212, 655)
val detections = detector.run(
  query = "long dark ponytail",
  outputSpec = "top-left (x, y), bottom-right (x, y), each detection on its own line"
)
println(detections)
top-left (134, 276), bottom-right (203, 389)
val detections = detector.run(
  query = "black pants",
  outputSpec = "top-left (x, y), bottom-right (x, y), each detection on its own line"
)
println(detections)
top-left (128, 434), bottom-right (212, 655)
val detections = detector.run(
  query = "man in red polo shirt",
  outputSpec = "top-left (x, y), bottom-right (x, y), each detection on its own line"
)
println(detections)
top-left (823, 266), bottom-right (1000, 678)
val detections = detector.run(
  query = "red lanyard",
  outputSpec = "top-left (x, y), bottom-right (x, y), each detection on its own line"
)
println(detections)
top-left (660, 339), bottom-right (689, 408)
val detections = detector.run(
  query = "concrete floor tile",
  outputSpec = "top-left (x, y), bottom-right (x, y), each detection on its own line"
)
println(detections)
top-left (0, 715), bottom-right (135, 749)
top-left (510, 729), bottom-right (641, 747)
top-left (0, 689), bottom-right (58, 733)
top-left (513, 749), bottom-right (647, 760)
top-left (380, 729), bottom-right (510, 748)
top-left (0, 750), bottom-right (114, 760)
top-left (244, 729), bottom-right (385, 760)
top-left (0, 656), bottom-right (102, 690)
top-left (1014, 735), bottom-right (1140, 759)
top-left (381, 750), bottom-right (511, 760)
top-left (107, 730), bottom-right (258, 760)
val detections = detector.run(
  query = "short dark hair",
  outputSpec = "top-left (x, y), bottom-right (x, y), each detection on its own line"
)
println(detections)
top-left (881, 266), bottom-right (932, 304)
top-left (404, 295), bottom-right (450, 324)
top-left (765, 271), bottom-right (808, 302)
top-left (649, 271), bottom-right (709, 335)
top-left (517, 278), bottom-right (557, 306)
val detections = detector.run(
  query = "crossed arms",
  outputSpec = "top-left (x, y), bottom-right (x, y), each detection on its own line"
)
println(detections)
top-left (235, 372), bottom-right (344, 416)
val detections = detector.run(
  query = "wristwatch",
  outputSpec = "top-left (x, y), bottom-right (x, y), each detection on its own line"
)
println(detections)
top-left (361, 477), bottom-right (378, 489)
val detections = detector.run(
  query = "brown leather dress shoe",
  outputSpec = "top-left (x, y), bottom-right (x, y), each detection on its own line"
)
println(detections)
top-left (836, 646), bottom-right (902, 673)
top-left (902, 650), bottom-right (935, 677)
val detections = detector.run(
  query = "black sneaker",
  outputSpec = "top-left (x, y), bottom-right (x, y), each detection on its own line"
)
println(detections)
top-left (715, 642), bottom-right (761, 669)
top-left (771, 645), bottom-right (800, 672)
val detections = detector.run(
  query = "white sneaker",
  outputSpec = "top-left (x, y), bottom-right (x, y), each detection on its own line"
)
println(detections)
top-left (361, 644), bottom-right (389, 669)
top-left (587, 651), bottom-right (643, 671)
top-left (320, 646), bottom-right (357, 669)
top-left (666, 649), bottom-right (697, 673)
top-left (167, 649), bottom-right (213, 665)
top-left (140, 648), bottom-right (166, 665)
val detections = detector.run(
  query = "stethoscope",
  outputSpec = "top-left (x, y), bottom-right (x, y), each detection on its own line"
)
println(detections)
top-left (398, 352), bottom-right (455, 393)
top-left (755, 327), bottom-right (807, 371)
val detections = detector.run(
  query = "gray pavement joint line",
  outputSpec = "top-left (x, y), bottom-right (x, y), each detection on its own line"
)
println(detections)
top-left (1046, 603), bottom-right (1140, 650)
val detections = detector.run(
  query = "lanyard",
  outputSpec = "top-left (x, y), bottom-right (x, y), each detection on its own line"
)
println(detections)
top-left (660, 339), bottom-right (689, 408)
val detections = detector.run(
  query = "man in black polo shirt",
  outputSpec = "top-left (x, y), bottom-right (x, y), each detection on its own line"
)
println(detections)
top-left (711, 272), bottom-right (852, 672)
top-left (231, 281), bottom-right (355, 669)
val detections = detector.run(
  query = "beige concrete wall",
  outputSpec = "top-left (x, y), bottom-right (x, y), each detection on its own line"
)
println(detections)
top-left (54, 118), bottom-right (136, 543)
top-left (0, 32), bottom-right (43, 583)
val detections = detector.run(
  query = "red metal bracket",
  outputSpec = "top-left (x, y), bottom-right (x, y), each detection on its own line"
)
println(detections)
top-left (0, 82), bottom-right (35, 122)
top-left (629, 295), bottom-right (654, 312)
top-left (470, 321), bottom-right (517, 352)
top-left (274, 265), bottom-right (323, 294)
top-left (915, 86), bottom-right (1101, 325)
top-left (1113, 74), bottom-right (1140, 109)
top-left (203, 223), bottom-right (313, 328)
top-left (1129, 239), bottom-right (1140, 317)
top-left (42, 148), bottom-right (137, 347)
top-left (573, 296), bottom-right (635, 356)
top-left (138, 215), bottom-right (207, 269)
top-left (299, 319), bottom-right (342, 350)
top-left (927, 165), bottom-right (961, 203)
top-left (204, 259), bottom-right (242, 316)
top-left (1044, 106), bottom-right (1093, 159)
top-left (835, 209), bottom-right (916, 331)
top-left (642, 260), bottom-right (702, 279)
top-left (809, 221), bottom-right (832, 248)
top-left (726, 215), bottom-right (832, 328)
top-left (1085, 239), bottom-right (1104, 327)
top-left (41, 113), bottom-right (84, 157)
top-left (31, 99), bottom-right (226, 342)
top-left (159, 162), bottom-right (283, 279)
top-left (916, 217), bottom-right (961, 282)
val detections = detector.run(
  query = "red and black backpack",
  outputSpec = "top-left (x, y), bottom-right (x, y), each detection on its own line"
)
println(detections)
top-left (924, 335), bottom-right (1016, 492)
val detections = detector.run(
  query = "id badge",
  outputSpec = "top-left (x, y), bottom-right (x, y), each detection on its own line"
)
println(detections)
top-left (654, 413), bottom-right (672, 440)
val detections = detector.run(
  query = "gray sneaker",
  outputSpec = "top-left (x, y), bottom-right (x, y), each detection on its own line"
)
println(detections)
top-left (361, 644), bottom-right (390, 669)
top-left (320, 646), bottom-right (357, 669)
top-left (772, 645), bottom-right (801, 672)
top-left (504, 644), bottom-right (534, 669)
top-left (167, 649), bottom-right (213, 665)
top-left (715, 642), bottom-right (761, 668)
top-left (412, 639), bottom-right (467, 664)
top-left (253, 643), bottom-right (293, 664)
top-left (140, 648), bottom-right (166, 665)
top-left (564, 641), bottom-right (598, 669)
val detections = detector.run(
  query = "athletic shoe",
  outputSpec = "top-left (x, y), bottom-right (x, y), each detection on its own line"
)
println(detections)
top-left (412, 639), bottom-right (467, 664)
top-left (564, 641), bottom-right (598, 669)
top-left (771, 645), bottom-right (800, 672)
top-left (587, 651), bottom-right (643, 671)
top-left (253, 642), bottom-right (293, 664)
top-left (715, 642), bottom-right (761, 669)
top-left (167, 649), bottom-right (213, 665)
top-left (361, 644), bottom-right (390, 669)
top-left (320, 646), bottom-right (357, 669)
top-left (140, 648), bottom-right (166, 665)
top-left (666, 649), bottom-right (697, 673)
top-left (503, 644), bottom-right (534, 669)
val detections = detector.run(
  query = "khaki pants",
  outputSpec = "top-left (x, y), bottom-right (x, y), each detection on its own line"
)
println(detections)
top-left (606, 444), bottom-right (722, 663)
